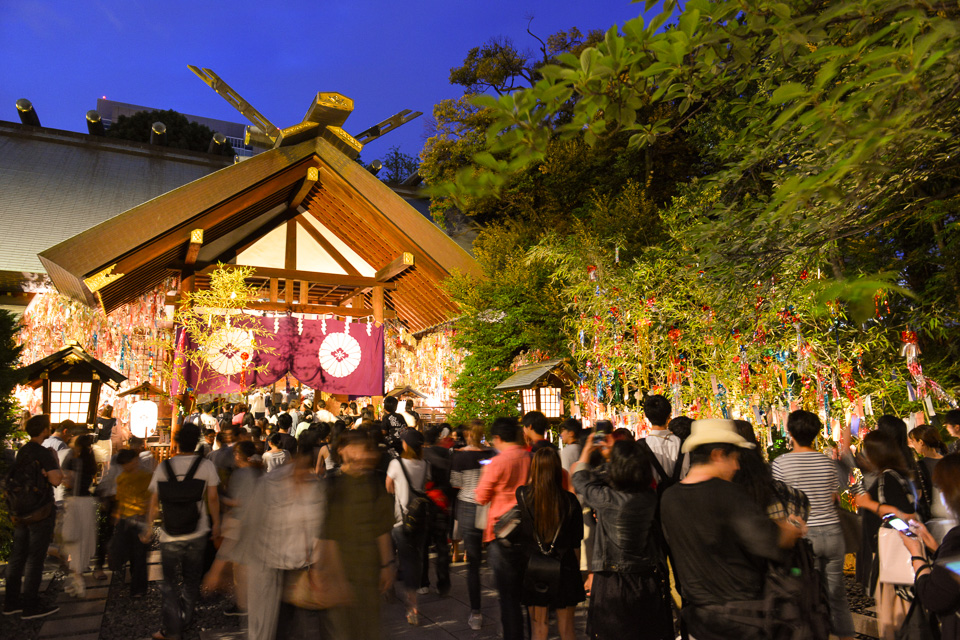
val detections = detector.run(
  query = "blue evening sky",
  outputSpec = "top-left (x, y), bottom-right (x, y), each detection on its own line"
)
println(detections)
top-left (1, 1), bottom-right (659, 162)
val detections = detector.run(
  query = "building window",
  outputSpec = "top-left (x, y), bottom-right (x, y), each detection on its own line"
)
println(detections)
top-left (50, 381), bottom-right (91, 424)
top-left (538, 387), bottom-right (562, 418)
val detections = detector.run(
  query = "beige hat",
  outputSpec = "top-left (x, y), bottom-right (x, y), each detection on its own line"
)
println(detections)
top-left (681, 418), bottom-right (756, 454)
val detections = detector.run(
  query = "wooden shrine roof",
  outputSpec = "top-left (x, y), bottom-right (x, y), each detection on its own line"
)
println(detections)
top-left (39, 136), bottom-right (481, 333)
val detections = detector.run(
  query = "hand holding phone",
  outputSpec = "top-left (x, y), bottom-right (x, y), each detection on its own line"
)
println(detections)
top-left (882, 513), bottom-right (917, 537)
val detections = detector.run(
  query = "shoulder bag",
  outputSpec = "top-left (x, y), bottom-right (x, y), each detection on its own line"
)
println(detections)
top-left (397, 459), bottom-right (432, 536)
top-left (283, 538), bottom-right (356, 610)
top-left (878, 470), bottom-right (921, 585)
top-left (520, 491), bottom-right (563, 600)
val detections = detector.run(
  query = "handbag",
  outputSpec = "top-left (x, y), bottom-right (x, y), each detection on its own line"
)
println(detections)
top-left (282, 539), bottom-right (355, 610)
top-left (837, 506), bottom-right (861, 554)
top-left (474, 502), bottom-right (489, 530)
top-left (494, 504), bottom-right (522, 541)
top-left (878, 528), bottom-right (916, 585)
top-left (877, 470), bottom-right (920, 585)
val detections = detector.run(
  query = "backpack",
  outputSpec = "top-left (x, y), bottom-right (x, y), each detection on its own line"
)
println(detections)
top-left (764, 538), bottom-right (832, 640)
top-left (2, 457), bottom-right (52, 524)
top-left (637, 438), bottom-right (684, 498)
top-left (157, 455), bottom-right (206, 536)
top-left (396, 459), bottom-right (432, 536)
top-left (718, 539), bottom-right (831, 640)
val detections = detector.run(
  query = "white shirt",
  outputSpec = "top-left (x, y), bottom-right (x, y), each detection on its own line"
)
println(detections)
top-left (148, 454), bottom-right (220, 542)
top-left (402, 411), bottom-right (417, 427)
top-left (262, 449), bottom-right (289, 473)
top-left (643, 429), bottom-right (688, 481)
top-left (386, 458), bottom-right (427, 525)
top-left (248, 392), bottom-right (266, 414)
top-left (313, 409), bottom-right (338, 424)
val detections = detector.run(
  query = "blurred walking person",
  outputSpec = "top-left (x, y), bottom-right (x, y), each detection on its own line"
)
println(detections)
top-left (237, 430), bottom-right (322, 640)
top-left (450, 419), bottom-right (495, 630)
top-left (62, 433), bottom-right (98, 597)
top-left (386, 428), bottom-right (429, 625)
top-left (323, 430), bottom-right (396, 640)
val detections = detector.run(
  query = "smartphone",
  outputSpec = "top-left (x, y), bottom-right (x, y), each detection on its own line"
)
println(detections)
top-left (882, 513), bottom-right (917, 537)
top-left (592, 433), bottom-right (606, 445)
top-left (479, 458), bottom-right (492, 466)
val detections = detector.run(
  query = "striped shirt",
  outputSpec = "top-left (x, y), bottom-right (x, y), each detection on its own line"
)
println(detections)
top-left (771, 451), bottom-right (845, 527)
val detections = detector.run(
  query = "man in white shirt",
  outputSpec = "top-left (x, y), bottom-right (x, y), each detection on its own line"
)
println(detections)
top-left (641, 394), bottom-right (688, 482)
top-left (312, 397), bottom-right (338, 424)
top-left (247, 390), bottom-right (266, 420)
top-left (141, 424), bottom-right (220, 640)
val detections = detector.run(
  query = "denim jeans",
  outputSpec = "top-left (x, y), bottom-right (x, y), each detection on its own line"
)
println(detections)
top-left (4, 510), bottom-right (55, 609)
top-left (113, 518), bottom-right (148, 595)
top-left (457, 501), bottom-right (484, 611)
top-left (806, 523), bottom-right (855, 638)
top-left (488, 539), bottom-right (527, 640)
top-left (159, 535), bottom-right (206, 637)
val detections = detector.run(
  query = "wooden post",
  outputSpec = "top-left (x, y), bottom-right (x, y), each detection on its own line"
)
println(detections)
top-left (171, 274), bottom-right (195, 454)
top-left (372, 285), bottom-right (384, 410)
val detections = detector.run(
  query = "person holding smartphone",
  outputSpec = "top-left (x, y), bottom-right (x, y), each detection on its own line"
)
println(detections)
top-left (899, 453), bottom-right (960, 638)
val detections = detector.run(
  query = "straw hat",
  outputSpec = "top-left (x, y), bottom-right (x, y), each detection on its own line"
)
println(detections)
top-left (681, 418), bottom-right (756, 454)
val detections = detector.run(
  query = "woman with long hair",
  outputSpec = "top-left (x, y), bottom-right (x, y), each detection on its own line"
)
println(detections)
top-left (910, 425), bottom-right (954, 542)
top-left (573, 438), bottom-right (672, 639)
top-left (517, 447), bottom-right (584, 640)
top-left (62, 433), bottom-right (98, 597)
top-left (855, 430), bottom-right (919, 639)
top-left (898, 453), bottom-right (960, 638)
top-left (449, 419), bottom-right (495, 630)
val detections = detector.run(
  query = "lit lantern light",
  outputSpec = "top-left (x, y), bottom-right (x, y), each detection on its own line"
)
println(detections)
top-left (494, 358), bottom-right (573, 422)
top-left (17, 341), bottom-right (126, 426)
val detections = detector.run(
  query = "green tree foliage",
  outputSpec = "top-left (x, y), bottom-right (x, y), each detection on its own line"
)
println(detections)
top-left (446, 221), bottom-right (568, 424)
top-left (106, 109), bottom-right (235, 155)
top-left (0, 310), bottom-right (24, 560)
top-left (425, 24), bottom-right (702, 420)
top-left (437, 0), bottom-right (960, 419)
top-left (377, 146), bottom-right (420, 183)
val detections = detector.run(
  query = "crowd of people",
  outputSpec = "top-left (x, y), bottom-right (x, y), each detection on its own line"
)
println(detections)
top-left (4, 391), bottom-right (960, 640)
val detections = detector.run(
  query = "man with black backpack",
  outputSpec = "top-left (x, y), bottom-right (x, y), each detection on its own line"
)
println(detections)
top-left (640, 394), bottom-right (688, 484)
top-left (141, 424), bottom-right (220, 640)
top-left (3, 414), bottom-right (63, 619)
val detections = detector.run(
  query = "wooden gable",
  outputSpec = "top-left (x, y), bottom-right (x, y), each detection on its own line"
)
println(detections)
top-left (38, 136), bottom-right (480, 333)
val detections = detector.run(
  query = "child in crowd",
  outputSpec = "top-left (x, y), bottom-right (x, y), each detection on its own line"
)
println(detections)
top-left (111, 448), bottom-right (152, 597)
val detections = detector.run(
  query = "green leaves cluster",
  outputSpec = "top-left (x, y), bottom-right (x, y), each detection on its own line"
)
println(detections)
top-left (0, 310), bottom-right (24, 560)
top-left (434, 1), bottom-right (960, 419)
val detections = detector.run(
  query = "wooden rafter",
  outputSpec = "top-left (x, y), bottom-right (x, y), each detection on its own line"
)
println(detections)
top-left (196, 263), bottom-right (397, 290)
top-left (295, 214), bottom-right (361, 276)
top-left (288, 167), bottom-right (319, 209)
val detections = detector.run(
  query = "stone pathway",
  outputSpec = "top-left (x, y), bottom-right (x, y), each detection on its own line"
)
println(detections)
top-left (4, 554), bottom-right (881, 640)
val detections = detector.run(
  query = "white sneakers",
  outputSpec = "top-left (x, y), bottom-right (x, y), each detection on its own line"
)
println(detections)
top-left (468, 611), bottom-right (483, 630)
top-left (63, 573), bottom-right (85, 598)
